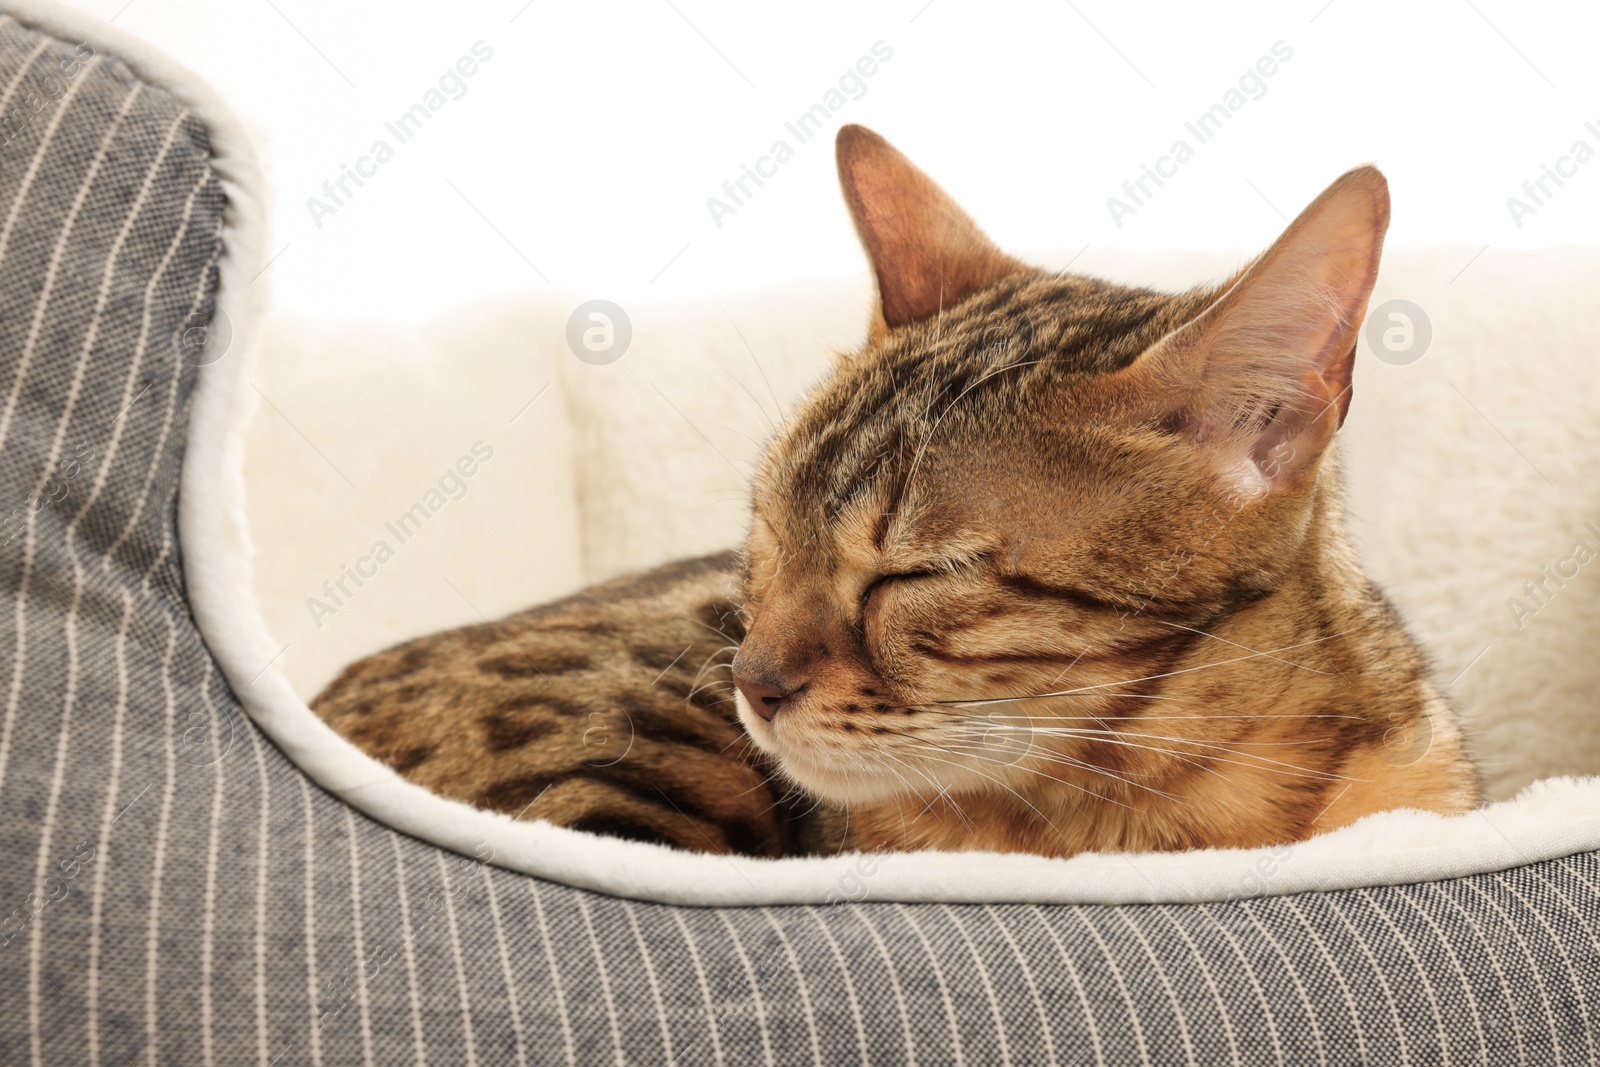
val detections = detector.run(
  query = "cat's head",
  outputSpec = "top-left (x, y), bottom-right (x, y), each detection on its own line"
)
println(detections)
top-left (732, 124), bottom-right (1389, 807)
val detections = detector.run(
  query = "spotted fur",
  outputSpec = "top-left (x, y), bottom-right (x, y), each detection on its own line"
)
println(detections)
top-left (313, 553), bottom-right (804, 856)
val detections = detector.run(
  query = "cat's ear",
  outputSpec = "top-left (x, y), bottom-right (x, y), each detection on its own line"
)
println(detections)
top-left (1127, 165), bottom-right (1390, 491)
top-left (836, 125), bottom-right (1028, 338)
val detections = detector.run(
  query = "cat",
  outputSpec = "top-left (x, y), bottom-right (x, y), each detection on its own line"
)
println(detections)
top-left (312, 124), bottom-right (1479, 858)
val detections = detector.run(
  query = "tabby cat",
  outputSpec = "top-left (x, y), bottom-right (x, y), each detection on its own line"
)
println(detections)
top-left (313, 125), bottom-right (1478, 858)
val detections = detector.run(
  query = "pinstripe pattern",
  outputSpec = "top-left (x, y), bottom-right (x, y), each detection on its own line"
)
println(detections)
top-left (0, 13), bottom-right (1597, 1065)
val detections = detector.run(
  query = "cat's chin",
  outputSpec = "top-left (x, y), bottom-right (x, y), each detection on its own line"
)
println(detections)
top-left (771, 749), bottom-right (910, 807)
top-left (735, 693), bottom-right (908, 806)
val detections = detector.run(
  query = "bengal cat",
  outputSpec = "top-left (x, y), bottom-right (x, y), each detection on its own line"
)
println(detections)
top-left (312, 125), bottom-right (1479, 858)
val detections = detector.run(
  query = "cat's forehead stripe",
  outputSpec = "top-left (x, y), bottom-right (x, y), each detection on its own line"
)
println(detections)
top-left (768, 272), bottom-right (1194, 529)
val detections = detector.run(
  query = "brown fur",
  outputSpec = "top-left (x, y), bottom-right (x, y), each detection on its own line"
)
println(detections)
top-left (315, 125), bottom-right (1478, 859)
top-left (313, 554), bottom-right (803, 856)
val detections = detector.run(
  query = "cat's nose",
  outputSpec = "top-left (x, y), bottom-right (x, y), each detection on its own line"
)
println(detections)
top-left (733, 668), bottom-right (805, 721)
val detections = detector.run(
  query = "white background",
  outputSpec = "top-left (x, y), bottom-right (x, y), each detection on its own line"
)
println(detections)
top-left (63, 0), bottom-right (1600, 321)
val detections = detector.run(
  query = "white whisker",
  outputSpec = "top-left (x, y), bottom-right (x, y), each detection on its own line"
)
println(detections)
top-left (898, 744), bottom-right (1087, 825)
top-left (1038, 729), bottom-right (1350, 782)
top-left (901, 737), bottom-right (1142, 816)
top-left (947, 710), bottom-right (1366, 721)
top-left (1155, 618), bottom-right (1331, 675)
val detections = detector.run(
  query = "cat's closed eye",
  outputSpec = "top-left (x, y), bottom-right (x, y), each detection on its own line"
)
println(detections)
top-left (859, 570), bottom-right (942, 613)
top-left (858, 552), bottom-right (1000, 619)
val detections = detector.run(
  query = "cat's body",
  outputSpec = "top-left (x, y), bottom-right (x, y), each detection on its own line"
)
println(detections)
top-left (314, 126), bottom-right (1478, 858)
top-left (313, 552), bottom-right (815, 856)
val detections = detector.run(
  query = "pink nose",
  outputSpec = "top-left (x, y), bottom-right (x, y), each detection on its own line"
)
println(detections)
top-left (733, 670), bottom-right (805, 721)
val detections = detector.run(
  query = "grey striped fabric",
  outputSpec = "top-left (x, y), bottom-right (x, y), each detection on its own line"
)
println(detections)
top-left (0, 11), bottom-right (1596, 1066)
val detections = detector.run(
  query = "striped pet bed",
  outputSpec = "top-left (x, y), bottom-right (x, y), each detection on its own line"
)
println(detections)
top-left (1, 3), bottom-right (1597, 1064)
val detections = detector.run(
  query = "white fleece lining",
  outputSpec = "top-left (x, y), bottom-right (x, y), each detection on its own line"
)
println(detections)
top-left (22, 0), bottom-right (1598, 907)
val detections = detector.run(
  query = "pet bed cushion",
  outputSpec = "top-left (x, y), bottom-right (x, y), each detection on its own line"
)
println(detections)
top-left (1, 2), bottom-right (1596, 1063)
